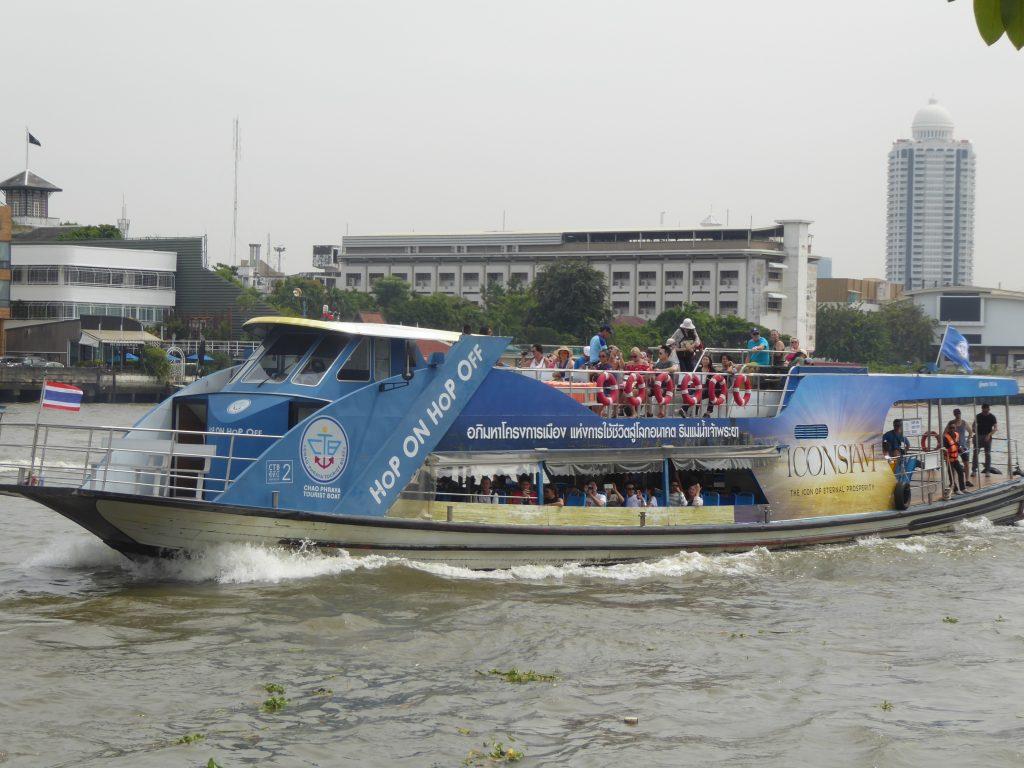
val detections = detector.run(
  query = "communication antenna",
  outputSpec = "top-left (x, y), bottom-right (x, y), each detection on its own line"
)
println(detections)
top-left (231, 117), bottom-right (240, 266)
top-left (274, 245), bottom-right (286, 275)
top-left (117, 195), bottom-right (130, 238)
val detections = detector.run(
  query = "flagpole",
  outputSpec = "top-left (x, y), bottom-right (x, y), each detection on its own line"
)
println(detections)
top-left (935, 323), bottom-right (950, 369)
top-left (24, 127), bottom-right (29, 173)
top-left (28, 380), bottom-right (45, 482)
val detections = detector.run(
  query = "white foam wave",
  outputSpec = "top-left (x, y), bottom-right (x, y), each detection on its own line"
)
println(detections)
top-left (854, 535), bottom-right (928, 553)
top-left (955, 516), bottom-right (996, 533)
top-left (22, 535), bottom-right (126, 569)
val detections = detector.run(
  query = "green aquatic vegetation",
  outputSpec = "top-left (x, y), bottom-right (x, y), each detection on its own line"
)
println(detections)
top-left (263, 683), bottom-right (285, 694)
top-left (207, 759), bottom-right (222, 768)
top-left (463, 738), bottom-right (525, 765)
top-left (728, 632), bottom-right (747, 639)
top-left (261, 695), bottom-right (288, 713)
top-left (996, 615), bottom-right (1006, 622)
top-left (485, 668), bottom-right (557, 683)
top-left (489, 742), bottom-right (523, 762)
top-left (943, 616), bottom-right (959, 624)
top-left (176, 733), bottom-right (205, 744)
top-left (311, 687), bottom-right (333, 696)
top-left (456, 727), bottom-right (473, 736)
top-left (880, 700), bottom-right (894, 711)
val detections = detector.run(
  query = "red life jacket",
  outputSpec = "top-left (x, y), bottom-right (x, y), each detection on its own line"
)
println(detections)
top-left (944, 431), bottom-right (959, 462)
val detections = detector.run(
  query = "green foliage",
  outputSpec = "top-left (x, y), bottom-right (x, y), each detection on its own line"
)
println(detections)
top-left (236, 286), bottom-right (264, 312)
top-left (531, 259), bottom-right (610, 341)
top-left (815, 300), bottom-right (936, 366)
top-left (965, 0), bottom-right (1024, 48)
top-left (388, 292), bottom-right (484, 332)
top-left (612, 323), bottom-right (662, 353)
top-left (372, 275), bottom-right (412, 311)
top-left (943, 615), bottom-right (959, 624)
top-left (207, 759), bottom-right (223, 768)
top-left (880, 700), bottom-right (894, 712)
top-left (263, 683), bottom-right (285, 694)
top-left (212, 263), bottom-right (242, 287)
top-left (483, 280), bottom-right (539, 340)
top-left (486, 668), bottom-right (558, 683)
top-left (176, 733), bottom-right (205, 744)
top-left (261, 695), bottom-right (287, 712)
top-left (140, 345), bottom-right (171, 382)
top-left (270, 276), bottom-right (326, 316)
top-left (208, 351), bottom-right (234, 372)
top-left (55, 224), bottom-right (123, 241)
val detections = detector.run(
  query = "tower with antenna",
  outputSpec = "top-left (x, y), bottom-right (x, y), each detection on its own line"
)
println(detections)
top-left (231, 117), bottom-right (240, 266)
top-left (117, 196), bottom-right (130, 238)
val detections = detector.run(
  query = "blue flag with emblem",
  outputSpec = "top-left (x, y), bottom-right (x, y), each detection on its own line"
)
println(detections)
top-left (939, 324), bottom-right (972, 373)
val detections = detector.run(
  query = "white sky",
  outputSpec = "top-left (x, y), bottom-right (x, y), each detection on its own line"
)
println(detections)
top-left (5, 0), bottom-right (1022, 287)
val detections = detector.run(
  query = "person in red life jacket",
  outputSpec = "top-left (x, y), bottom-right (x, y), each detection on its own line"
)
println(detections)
top-left (509, 476), bottom-right (538, 505)
top-left (943, 421), bottom-right (966, 495)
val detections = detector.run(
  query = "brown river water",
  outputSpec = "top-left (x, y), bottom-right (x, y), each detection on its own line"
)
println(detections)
top-left (1, 402), bottom-right (1023, 767)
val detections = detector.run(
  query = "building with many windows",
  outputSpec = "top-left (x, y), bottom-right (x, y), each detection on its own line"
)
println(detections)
top-left (885, 98), bottom-right (976, 290)
top-left (10, 243), bottom-right (176, 323)
top-left (313, 220), bottom-right (819, 347)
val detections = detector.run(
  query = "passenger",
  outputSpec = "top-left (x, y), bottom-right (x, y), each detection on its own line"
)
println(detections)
top-left (525, 343), bottom-right (552, 382)
top-left (584, 480), bottom-right (608, 507)
top-left (473, 476), bottom-right (500, 504)
top-left (551, 346), bottom-right (573, 381)
top-left (720, 354), bottom-right (737, 383)
top-left (622, 347), bottom-right (652, 417)
top-left (592, 349), bottom-right (612, 371)
top-left (667, 317), bottom-right (702, 372)
top-left (951, 409), bottom-right (974, 488)
top-left (683, 480), bottom-right (705, 507)
top-left (746, 328), bottom-right (770, 368)
top-left (646, 488), bottom-right (659, 507)
top-left (784, 338), bottom-right (808, 367)
top-left (651, 344), bottom-right (679, 418)
top-left (882, 419), bottom-right (910, 457)
top-left (769, 329), bottom-right (786, 367)
top-left (943, 421), bottom-right (967, 494)
top-left (510, 476), bottom-right (538, 505)
top-left (542, 486), bottom-right (564, 507)
top-left (973, 403), bottom-right (998, 475)
top-left (478, 325), bottom-right (493, 335)
top-left (588, 324), bottom-right (613, 365)
top-left (575, 347), bottom-right (590, 369)
top-left (668, 480), bottom-right (687, 506)
top-left (697, 355), bottom-right (716, 419)
top-left (623, 482), bottom-right (646, 507)
top-left (462, 324), bottom-right (473, 335)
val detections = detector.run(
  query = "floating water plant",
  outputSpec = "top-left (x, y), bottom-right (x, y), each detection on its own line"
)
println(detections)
top-left (176, 733), bottom-right (205, 744)
top-left (485, 668), bottom-right (557, 683)
top-left (264, 683), bottom-right (285, 694)
top-left (207, 760), bottom-right (222, 768)
top-left (261, 695), bottom-right (288, 713)
top-left (311, 687), bottom-right (333, 696)
top-left (943, 616), bottom-right (959, 624)
top-left (880, 700), bottom-right (894, 711)
top-left (463, 739), bottom-right (526, 765)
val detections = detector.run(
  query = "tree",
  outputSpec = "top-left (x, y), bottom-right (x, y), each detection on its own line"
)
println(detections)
top-left (877, 300), bottom-right (937, 364)
top-left (483, 279), bottom-right (537, 340)
top-left (269, 277), bottom-right (327, 317)
top-left (213, 263), bottom-right (242, 286)
top-left (372, 276), bottom-right (412, 312)
top-left (236, 286), bottom-right (264, 312)
top-left (815, 305), bottom-right (892, 364)
top-left (56, 224), bottom-right (123, 241)
top-left (388, 292), bottom-right (483, 331)
top-left (530, 259), bottom-right (610, 342)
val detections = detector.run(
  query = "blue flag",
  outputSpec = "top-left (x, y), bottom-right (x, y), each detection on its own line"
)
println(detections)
top-left (940, 325), bottom-right (972, 373)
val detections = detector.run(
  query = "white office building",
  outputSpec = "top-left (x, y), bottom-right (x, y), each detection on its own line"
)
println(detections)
top-left (10, 243), bottom-right (176, 323)
top-left (314, 220), bottom-right (819, 348)
top-left (885, 98), bottom-right (976, 290)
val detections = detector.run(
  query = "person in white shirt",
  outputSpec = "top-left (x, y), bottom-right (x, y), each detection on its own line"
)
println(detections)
top-left (623, 482), bottom-right (645, 507)
top-left (684, 481), bottom-right (704, 507)
top-left (668, 480), bottom-right (687, 507)
top-left (584, 481), bottom-right (608, 507)
top-left (646, 488), bottom-right (659, 508)
top-left (473, 476), bottom-right (500, 504)
top-left (524, 343), bottom-right (553, 381)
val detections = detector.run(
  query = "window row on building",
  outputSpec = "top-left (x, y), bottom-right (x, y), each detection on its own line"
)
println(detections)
top-left (11, 264), bottom-right (175, 290)
top-left (12, 301), bottom-right (169, 323)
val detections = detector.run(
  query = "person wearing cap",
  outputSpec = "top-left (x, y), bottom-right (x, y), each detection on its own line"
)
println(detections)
top-left (747, 328), bottom-right (770, 367)
top-left (551, 346), bottom-right (573, 381)
top-left (588, 324), bottom-right (613, 364)
top-left (666, 317), bottom-right (702, 371)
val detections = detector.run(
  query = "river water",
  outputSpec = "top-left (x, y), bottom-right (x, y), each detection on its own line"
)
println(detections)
top-left (1, 402), bottom-right (1023, 767)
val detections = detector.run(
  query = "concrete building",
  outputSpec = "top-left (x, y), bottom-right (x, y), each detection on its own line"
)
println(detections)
top-left (905, 285), bottom-right (1024, 370)
top-left (0, 170), bottom-right (62, 228)
top-left (886, 99), bottom-right (976, 290)
top-left (0, 206), bottom-right (11, 354)
top-left (9, 243), bottom-right (176, 323)
top-left (817, 277), bottom-right (903, 311)
top-left (313, 220), bottom-right (820, 347)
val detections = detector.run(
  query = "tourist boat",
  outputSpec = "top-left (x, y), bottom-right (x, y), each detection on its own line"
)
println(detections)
top-left (2, 317), bottom-right (1021, 569)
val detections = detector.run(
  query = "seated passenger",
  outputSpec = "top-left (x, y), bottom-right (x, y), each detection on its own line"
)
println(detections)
top-left (785, 338), bottom-right (807, 367)
top-left (542, 486), bottom-right (564, 507)
top-left (668, 480), bottom-right (687, 506)
top-left (509, 476), bottom-right (538, 505)
top-left (697, 355), bottom-right (717, 419)
top-left (592, 349), bottom-right (612, 371)
top-left (684, 480), bottom-right (704, 507)
top-left (646, 488), bottom-right (660, 507)
top-left (651, 344), bottom-right (679, 418)
top-left (551, 346), bottom-right (573, 381)
top-left (882, 419), bottom-right (909, 457)
top-left (473, 476), bottom-right (500, 504)
top-left (584, 480), bottom-right (608, 507)
top-left (623, 482), bottom-right (645, 507)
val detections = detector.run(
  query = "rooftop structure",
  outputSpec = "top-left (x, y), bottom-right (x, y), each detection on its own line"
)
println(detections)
top-left (0, 170), bottom-right (62, 228)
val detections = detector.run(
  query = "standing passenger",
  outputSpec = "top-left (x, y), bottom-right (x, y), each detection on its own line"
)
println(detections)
top-left (943, 422), bottom-right (967, 494)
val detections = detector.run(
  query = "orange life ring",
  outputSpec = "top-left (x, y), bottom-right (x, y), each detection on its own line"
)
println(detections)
top-left (652, 372), bottom-right (675, 405)
top-left (595, 371), bottom-right (619, 406)
top-left (706, 373), bottom-right (727, 406)
top-left (622, 372), bottom-right (646, 408)
top-left (732, 373), bottom-right (752, 406)
top-left (679, 372), bottom-right (702, 406)
top-left (921, 431), bottom-right (941, 451)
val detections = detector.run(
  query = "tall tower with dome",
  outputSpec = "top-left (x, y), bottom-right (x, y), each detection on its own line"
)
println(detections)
top-left (885, 98), bottom-right (975, 290)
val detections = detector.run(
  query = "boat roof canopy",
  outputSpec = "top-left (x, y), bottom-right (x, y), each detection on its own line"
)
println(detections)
top-left (243, 316), bottom-right (461, 343)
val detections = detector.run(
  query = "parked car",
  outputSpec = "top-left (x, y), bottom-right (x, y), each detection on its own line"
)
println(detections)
top-left (19, 356), bottom-right (64, 368)
top-left (0, 356), bottom-right (24, 367)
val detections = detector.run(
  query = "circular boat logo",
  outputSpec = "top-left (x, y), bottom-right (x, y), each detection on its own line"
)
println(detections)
top-left (300, 416), bottom-right (349, 484)
top-left (227, 398), bottom-right (252, 415)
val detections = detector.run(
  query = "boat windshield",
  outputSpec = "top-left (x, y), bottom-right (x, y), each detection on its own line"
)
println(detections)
top-left (293, 334), bottom-right (350, 386)
top-left (242, 332), bottom-right (316, 384)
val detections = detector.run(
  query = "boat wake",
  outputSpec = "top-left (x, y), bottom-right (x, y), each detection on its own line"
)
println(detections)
top-left (22, 518), bottom-right (1024, 586)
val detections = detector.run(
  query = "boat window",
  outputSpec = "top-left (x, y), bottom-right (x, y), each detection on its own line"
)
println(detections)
top-left (242, 332), bottom-right (315, 384)
top-left (374, 339), bottom-right (391, 381)
top-left (337, 338), bottom-right (370, 381)
top-left (293, 334), bottom-right (349, 386)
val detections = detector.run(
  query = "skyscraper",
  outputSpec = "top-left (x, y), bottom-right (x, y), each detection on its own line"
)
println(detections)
top-left (885, 99), bottom-right (975, 290)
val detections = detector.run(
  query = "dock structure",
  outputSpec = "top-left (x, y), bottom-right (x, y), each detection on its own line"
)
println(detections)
top-left (0, 366), bottom-right (169, 403)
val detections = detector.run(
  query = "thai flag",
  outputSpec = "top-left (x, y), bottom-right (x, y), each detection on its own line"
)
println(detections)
top-left (41, 381), bottom-right (84, 412)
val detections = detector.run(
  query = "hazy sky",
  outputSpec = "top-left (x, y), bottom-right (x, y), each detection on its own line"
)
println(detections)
top-left (5, 1), bottom-right (1022, 287)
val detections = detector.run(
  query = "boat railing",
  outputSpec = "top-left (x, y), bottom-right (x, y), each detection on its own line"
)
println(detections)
top-left (505, 365), bottom-right (793, 419)
top-left (0, 421), bottom-right (283, 499)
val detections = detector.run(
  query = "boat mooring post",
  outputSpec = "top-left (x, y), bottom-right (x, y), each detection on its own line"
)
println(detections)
top-left (1005, 395), bottom-right (1012, 476)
